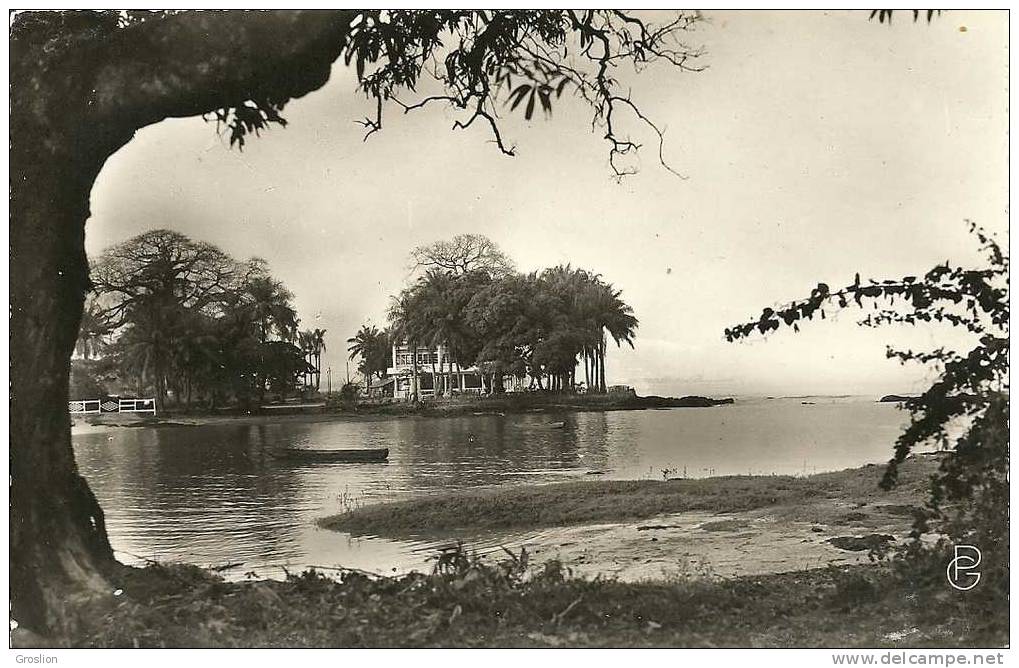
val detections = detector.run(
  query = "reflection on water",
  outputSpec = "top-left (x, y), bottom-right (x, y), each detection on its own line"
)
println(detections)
top-left (72, 398), bottom-right (906, 577)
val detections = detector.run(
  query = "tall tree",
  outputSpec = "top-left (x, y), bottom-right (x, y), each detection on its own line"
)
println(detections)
top-left (592, 282), bottom-right (638, 392)
top-left (387, 292), bottom-right (424, 402)
top-left (298, 330), bottom-right (316, 388)
top-left (311, 328), bottom-right (327, 390)
top-left (348, 325), bottom-right (389, 395)
top-left (88, 229), bottom-right (243, 409)
top-left (242, 273), bottom-right (298, 345)
top-left (10, 8), bottom-right (698, 634)
top-left (410, 234), bottom-right (515, 278)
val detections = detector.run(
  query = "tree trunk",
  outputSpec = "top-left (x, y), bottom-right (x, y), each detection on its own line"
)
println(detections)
top-left (10, 132), bottom-right (125, 635)
top-left (445, 355), bottom-right (452, 397)
top-left (438, 356), bottom-right (446, 397)
top-left (9, 8), bottom-right (363, 637)
top-left (411, 343), bottom-right (419, 402)
top-left (599, 335), bottom-right (607, 393)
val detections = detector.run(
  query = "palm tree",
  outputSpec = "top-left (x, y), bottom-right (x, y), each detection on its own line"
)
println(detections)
top-left (591, 282), bottom-right (638, 392)
top-left (538, 267), bottom-right (636, 392)
top-left (244, 276), bottom-right (298, 344)
top-left (387, 292), bottom-right (424, 402)
top-left (414, 270), bottom-right (457, 396)
top-left (347, 325), bottom-right (381, 395)
top-left (240, 276), bottom-right (298, 402)
top-left (311, 328), bottom-right (327, 390)
top-left (111, 301), bottom-right (176, 408)
top-left (298, 330), bottom-right (316, 389)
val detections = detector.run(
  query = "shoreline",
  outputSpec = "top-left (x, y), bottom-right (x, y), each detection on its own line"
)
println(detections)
top-left (321, 457), bottom-right (939, 582)
top-left (71, 392), bottom-right (735, 433)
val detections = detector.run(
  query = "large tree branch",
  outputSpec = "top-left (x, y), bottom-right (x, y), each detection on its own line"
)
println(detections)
top-left (89, 10), bottom-right (360, 130)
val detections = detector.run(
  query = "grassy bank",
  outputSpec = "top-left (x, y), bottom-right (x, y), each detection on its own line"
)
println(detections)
top-left (322, 457), bottom-right (938, 537)
top-left (47, 549), bottom-right (1004, 648)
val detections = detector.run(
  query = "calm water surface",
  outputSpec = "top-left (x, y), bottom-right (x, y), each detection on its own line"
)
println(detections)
top-left (73, 397), bottom-right (907, 577)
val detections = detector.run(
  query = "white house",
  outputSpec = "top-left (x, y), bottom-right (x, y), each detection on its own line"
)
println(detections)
top-left (386, 341), bottom-right (485, 399)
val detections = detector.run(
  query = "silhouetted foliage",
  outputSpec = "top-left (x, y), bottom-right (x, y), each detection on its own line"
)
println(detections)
top-left (69, 359), bottom-right (110, 400)
top-left (726, 223), bottom-right (1008, 596)
top-left (13, 10), bottom-right (702, 172)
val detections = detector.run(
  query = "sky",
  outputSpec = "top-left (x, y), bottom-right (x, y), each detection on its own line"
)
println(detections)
top-left (87, 10), bottom-right (1009, 398)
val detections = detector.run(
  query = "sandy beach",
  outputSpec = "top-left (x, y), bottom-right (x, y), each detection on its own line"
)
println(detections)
top-left (325, 457), bottom-right (937, 581)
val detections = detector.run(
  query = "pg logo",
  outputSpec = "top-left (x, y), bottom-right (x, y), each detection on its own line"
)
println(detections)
top-left (946, 544), bottom-right (981, 591)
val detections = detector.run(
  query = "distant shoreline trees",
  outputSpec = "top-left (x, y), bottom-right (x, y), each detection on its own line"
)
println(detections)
top-left (78, 229), bottom-right (315, 409)
top-left (362, 236), bottom-right (637, 396)
top-left (299, 328), bottom-right (328, 391)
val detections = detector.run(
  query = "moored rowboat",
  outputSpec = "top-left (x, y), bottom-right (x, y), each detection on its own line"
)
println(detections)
top-left (273, 448), bottom-right (389, 463)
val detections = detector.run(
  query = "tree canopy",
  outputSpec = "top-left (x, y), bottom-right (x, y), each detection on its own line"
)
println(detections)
top-left (82, 230), bottom-right (313, 409)
top-left (385, 239), bottom-right (637, 395)
top-left (410, 234), bottom-right (516, 277)
top-left (12, 10), bottom-right (702, 176)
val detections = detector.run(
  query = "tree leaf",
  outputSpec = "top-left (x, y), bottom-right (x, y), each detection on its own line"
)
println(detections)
top-left (509, 84), bottom-right (531, 111)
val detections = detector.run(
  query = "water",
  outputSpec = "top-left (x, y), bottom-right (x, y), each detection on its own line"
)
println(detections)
top-left (72, 397), bottom-right (907, 578)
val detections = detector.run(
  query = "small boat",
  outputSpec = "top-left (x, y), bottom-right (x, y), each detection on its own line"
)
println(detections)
top-left (274, 448), bottom-right (389, 463)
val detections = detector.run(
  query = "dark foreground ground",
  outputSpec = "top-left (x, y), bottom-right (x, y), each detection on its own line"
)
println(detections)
top-left (37, 552), bottom-right (1005, 648)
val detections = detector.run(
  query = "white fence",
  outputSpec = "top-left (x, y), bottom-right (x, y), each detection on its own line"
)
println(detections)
top-left (69, 398), bottom-right (157, 415)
